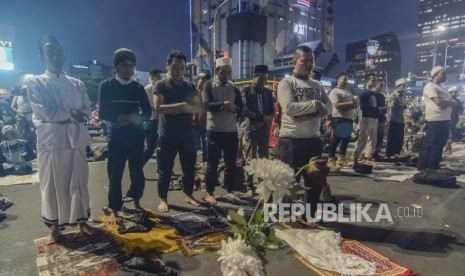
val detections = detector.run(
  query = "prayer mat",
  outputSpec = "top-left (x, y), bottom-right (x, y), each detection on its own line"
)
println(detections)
top-left (162, 209), bottom-right (230, 239)
top-left (208, 195), bottom-right (258, 221)
top-left (102, 211), bottom-right (179, 254)
top-left (34, 226), bottom-right (166, 275)
top-left (340, 163), bottom-right (417, 182)
top-left (178, 231), bottom-right (230, 257)
top-left (280, 223), bottom-right (418, 275)
top-left (293, 240), bottom-right (419, 276)
top-left (0, 171), bottom-right (39, 186)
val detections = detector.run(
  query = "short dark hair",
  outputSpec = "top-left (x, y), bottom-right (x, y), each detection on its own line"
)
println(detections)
top-left (37, 35), bottom-right (62, 56)
top-left (149, 68), bottom-right (162, 76)
top-left (335, 72), bottom-right (347, 81)
top-left (166, 50), bottom-right (187, 65)
top-left (293, 45), bottom-right (313, 61)
top-left (365, 73), bottom-right (376, 82)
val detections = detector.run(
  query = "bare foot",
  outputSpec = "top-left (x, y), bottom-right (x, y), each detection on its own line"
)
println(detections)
top-left (158, 199), bottom-right (169, 212)
top-left (79, 223), bottom-right (97, 236)
top-left (226, 193), bottom-right (240, 201)
top-left (46, 225), bottom-right (61, 244)
top-left (205, 194), bottom-right (217, 204)
top-left (245, 190), bottom-right (254, 198)
top-left (185, 196), bottom-right (201, 207)
top-left (134, 199), bottom-right (143, 210)
top-left (107, 212), bottom-right (117, 224)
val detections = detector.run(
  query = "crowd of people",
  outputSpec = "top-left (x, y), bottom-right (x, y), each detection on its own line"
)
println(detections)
top-left (10, 34), bottom-right (464, 242)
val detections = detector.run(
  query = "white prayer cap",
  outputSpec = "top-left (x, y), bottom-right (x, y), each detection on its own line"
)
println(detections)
top-left (430, 66), bottom-right (444, 78)
top-left (215, 57), bottom-right (232, 68)
top-left (2, 125), bottom-right (15, 135)
top-left (395, 78), bottom-right (406, 87)
top-left (448, 86), bottom-right (457, 93)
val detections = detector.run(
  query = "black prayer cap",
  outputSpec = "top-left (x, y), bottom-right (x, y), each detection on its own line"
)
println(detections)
top-left (254, 65), bottom-right (268, 74)
top-left (37, 35), bottom-right (62, 54)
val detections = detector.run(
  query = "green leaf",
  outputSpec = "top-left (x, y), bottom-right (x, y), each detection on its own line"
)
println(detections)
top-left (289, 184), bottom-right (307, 201)
top-left (253, 208), bottom-right (263, 224)
top-left (230, 225), bottom-right (245, 235)
top-left (228, 210), bottom-right (246, 226)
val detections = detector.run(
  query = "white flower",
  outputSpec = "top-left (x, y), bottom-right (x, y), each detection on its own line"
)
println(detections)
top-left (218, 237), bottom-right (264, 276)
top-left (244, 158), bottom-right (296, 204)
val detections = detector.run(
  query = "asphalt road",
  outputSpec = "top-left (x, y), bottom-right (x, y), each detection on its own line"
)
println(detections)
top-left (1, 158), bottom-right (464, 276)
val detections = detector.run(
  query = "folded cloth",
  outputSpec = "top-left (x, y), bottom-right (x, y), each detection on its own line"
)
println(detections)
top-left (122, 256), bottom-right (177, 275)
top-left (117, 219), bottom-right (150, 234)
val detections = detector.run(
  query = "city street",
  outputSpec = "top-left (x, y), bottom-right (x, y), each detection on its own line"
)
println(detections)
top-left (1, 156), bottom-right (464, 276)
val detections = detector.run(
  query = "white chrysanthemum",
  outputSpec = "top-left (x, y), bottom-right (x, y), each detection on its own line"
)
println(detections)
top-left (218, 237), bottom-right (264, 276)
top-left (244, 158), bottom-right (296, 204)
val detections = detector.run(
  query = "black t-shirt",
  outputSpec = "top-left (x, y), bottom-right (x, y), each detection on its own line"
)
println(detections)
top-left (360, 90), bottom-right (381, 119)
top-left (154, 79), bottom-right (197, 136)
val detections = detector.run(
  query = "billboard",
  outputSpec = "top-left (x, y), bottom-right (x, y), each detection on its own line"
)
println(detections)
top-left (0, 44), bottom-right (14, 71)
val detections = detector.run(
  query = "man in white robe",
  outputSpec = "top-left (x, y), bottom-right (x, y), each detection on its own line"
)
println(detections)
top-left (26, 35), bottom-right (95, 243)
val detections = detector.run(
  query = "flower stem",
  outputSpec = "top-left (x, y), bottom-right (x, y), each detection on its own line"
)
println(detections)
top-left (248, 197), bottom-right (264, 225)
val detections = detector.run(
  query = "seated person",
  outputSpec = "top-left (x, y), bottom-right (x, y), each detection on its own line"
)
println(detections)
top-left (14, 115), bottom-right (37, 152)
top-left (0, 125), bottom-right (35, 176)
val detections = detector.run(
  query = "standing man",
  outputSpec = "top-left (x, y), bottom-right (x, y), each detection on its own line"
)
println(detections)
top-left (99, 48), bottom-right (151, 222)
top-left (242, 65), bottom-right (274, 196)
top-left (372, 78), bottom-right (387, 159)
top-left (203, 57), bottom-right (243, 204)
top-left (385, 78), bottom-right (407, 158)
top-left (327, 72), bottom-right (357, 170)
top-left (352, 73), bottom-right (381, 165)
top-left (154, 50), bottom-right (202, 212)
top-left (11, 85), bottom-right (33, 123)
top-left (193, 73), bottom-right (210, 163)
top-left (418, 66), bottom-right (456, 170)
top-left (142, 68), bottom-right (163, 165)
top-left (277, 45), bottom-right (328, 223)
top-left (444, 86), bottom-right (464, 153)
top-left (27, 35), bottom-right (95, 242)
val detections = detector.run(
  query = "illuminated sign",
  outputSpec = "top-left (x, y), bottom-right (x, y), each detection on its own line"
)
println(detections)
top-left (0, 40), bottom-right (12, 48)
top-left (293, 23), bottom-right (306, 35)
top-left (297, 0), bottom-right (311, 8)
top-left (0, 47), bottom-right (14, 71)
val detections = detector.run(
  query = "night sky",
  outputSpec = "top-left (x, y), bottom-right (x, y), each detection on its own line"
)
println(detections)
top-left (2, 0), bottom-right (419, 75)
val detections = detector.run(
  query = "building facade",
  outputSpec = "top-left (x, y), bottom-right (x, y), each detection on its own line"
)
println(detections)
top-left (346, 32), bottom-right (401, 88)
top-left (415, 0), bottom-right (465, 84)
top-left (191, 0), bottom-right (334, 79)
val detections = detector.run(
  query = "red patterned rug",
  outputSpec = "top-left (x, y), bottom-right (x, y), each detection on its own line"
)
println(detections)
top-left (280, 223), bottom-right (419, 276)
top-left (34, 226), bottom-right (165, 275)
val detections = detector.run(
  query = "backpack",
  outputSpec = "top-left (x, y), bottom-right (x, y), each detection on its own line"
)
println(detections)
top-left (413, 169), bottom-right (457, 187)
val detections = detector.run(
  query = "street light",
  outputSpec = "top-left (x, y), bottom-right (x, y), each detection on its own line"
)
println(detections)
top-left (210, 0), bottom-right (230, 71)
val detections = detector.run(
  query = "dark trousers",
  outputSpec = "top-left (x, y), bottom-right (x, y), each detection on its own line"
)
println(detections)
top-left (328, 135), bottom-right (350, 158)
top-left (157, 129), bottom-right (196, 199)
top-left (418, 120), bottom-right (450, 170)
top-left (374, 121), bottom-right (386, 157)
top-left (277, 137), bottom-right (323, 219)
top-left (107, 142), bottom-right (145, 211)
top-left (205, 131), bottom-right (238, 194)
top-left (193, 126), bottom-right (207, 162)
top-left (244, 130), bottom-right (270, 190)
top-left (142, 119), bottom-right (159, 165)
top-left (385, 121), bottom-right (405, 157)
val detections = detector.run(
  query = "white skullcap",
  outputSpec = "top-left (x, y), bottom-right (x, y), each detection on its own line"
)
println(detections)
top-left (448, 86), bottom-right (457, 93)
top-left (215, 57), bottom-right (232, 68)
top-left (430, 66), bottom-right (443, 78)
top-left (395, 78), bottom-right (406, 87)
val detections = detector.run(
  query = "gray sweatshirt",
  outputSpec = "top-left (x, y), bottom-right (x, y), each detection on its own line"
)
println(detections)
top-left (202, 78), bottom-right (243, 132)
top-left (277, 76), bottom-right (328, 138)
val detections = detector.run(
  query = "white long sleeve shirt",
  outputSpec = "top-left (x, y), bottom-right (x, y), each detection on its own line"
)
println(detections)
top-left (26, 70), bottom-right (92, 152)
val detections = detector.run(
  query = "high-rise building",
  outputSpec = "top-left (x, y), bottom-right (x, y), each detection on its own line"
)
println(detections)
top-left (346, 33), bottom-right (401, 88)
top-left (415, 0), bottom-right (465, 84)
top-left (190, 0), bottom-right (334, 79)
